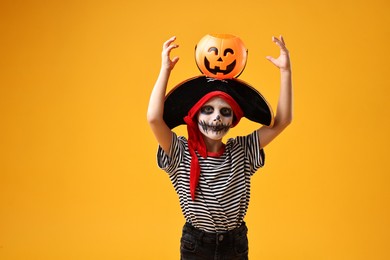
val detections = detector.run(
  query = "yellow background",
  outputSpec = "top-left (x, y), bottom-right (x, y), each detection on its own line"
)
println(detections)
top-left (1, 0), bottom-right (389, 259)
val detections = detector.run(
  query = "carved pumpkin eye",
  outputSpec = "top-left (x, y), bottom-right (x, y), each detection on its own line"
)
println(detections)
top-left (208, 47), bottom-right (218, 55)
top-left (224, 48), bottom-right (234, 56)
top-left (195, 34), bottom-right (247, 79)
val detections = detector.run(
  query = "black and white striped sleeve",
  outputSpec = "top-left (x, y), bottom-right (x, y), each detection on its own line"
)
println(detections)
top-left (236, 130), bottom-right (265, 175)
top-left (156, 132), bottom-right (185, 175)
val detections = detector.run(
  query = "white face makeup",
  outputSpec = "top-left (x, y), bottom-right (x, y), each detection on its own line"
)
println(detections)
top-left (197, 97), bottom-right (233, 141)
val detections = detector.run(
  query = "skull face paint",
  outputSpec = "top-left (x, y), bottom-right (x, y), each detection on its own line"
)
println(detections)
top-left (197, 97), bottom-right (233, 141)
top-left (198, 120), bottom-right (231, 134)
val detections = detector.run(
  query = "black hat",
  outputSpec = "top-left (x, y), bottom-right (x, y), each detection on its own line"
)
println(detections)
top-left (163, 75), bottom-right (274, 129)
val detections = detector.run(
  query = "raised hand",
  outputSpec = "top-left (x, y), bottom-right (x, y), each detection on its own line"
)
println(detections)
top-left (161, 36), bottom-right (180, 71)
top-left (266, 35), bottom-right (291, 72)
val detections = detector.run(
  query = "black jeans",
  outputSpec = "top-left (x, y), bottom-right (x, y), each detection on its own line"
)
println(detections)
top-left (180, 222), bottom-right (249, 260)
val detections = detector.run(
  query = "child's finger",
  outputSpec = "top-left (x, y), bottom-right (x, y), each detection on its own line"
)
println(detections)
top-left (163, 36), bottom-right (177, 49)
top-left (272, 36), bottom-right (288, 52)
top-left (272, 36), bottom-right (282, 46)
top-left (166, 43), bottom-right (179, 54)
top-left (280, 35), bottom-right (286, 45)
top-left (266, 55), bottom-right (276, 64)
top-left (172, 56), bottom-right (180, 64)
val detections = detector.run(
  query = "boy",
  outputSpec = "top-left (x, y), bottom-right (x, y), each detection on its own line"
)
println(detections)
top-left (147, 35), bottom-right (292, 259)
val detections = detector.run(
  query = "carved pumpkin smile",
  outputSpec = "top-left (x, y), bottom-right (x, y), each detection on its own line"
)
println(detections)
top-left (204, 57), bottom-right (236, 75)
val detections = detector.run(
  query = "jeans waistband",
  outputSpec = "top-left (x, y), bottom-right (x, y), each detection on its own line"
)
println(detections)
top-left (183, 222), bottom-right (248, 244)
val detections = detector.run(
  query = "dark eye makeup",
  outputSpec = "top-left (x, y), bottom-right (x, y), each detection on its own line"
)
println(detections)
top-left (200, 106), bottom-right (232, 117)
top-left (220, 108), bottom-right (232, 117)
top-left (200, 105), bottom-right (214, 115)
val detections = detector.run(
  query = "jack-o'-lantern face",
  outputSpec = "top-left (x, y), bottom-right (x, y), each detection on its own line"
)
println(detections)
top-left (195, 34), bottom-right (247, 79)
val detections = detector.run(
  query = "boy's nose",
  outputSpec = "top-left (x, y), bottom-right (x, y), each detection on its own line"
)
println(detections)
top-left (214, 115), bottom-right (221, 121)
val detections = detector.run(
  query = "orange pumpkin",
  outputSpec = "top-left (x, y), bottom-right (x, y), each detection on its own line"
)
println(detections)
top-left (195, 34), bottom-right (248, 79)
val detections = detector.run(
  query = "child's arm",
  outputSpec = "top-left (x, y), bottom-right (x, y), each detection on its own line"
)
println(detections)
top-left (147, 36), bottom-right (179, 155)
top-left (258, 35), bottom-right (293, 148)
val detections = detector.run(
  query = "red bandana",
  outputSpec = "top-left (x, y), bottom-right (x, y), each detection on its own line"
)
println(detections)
top-left (183, 91), bottom-right (244, 200)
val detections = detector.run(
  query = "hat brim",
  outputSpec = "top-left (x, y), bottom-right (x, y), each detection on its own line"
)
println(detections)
top-left (163, 75), bottom-right (274, 129)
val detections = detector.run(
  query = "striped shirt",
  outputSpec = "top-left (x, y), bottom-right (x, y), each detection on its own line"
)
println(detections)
top-left (157, 130), bottom-right (264, 232)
